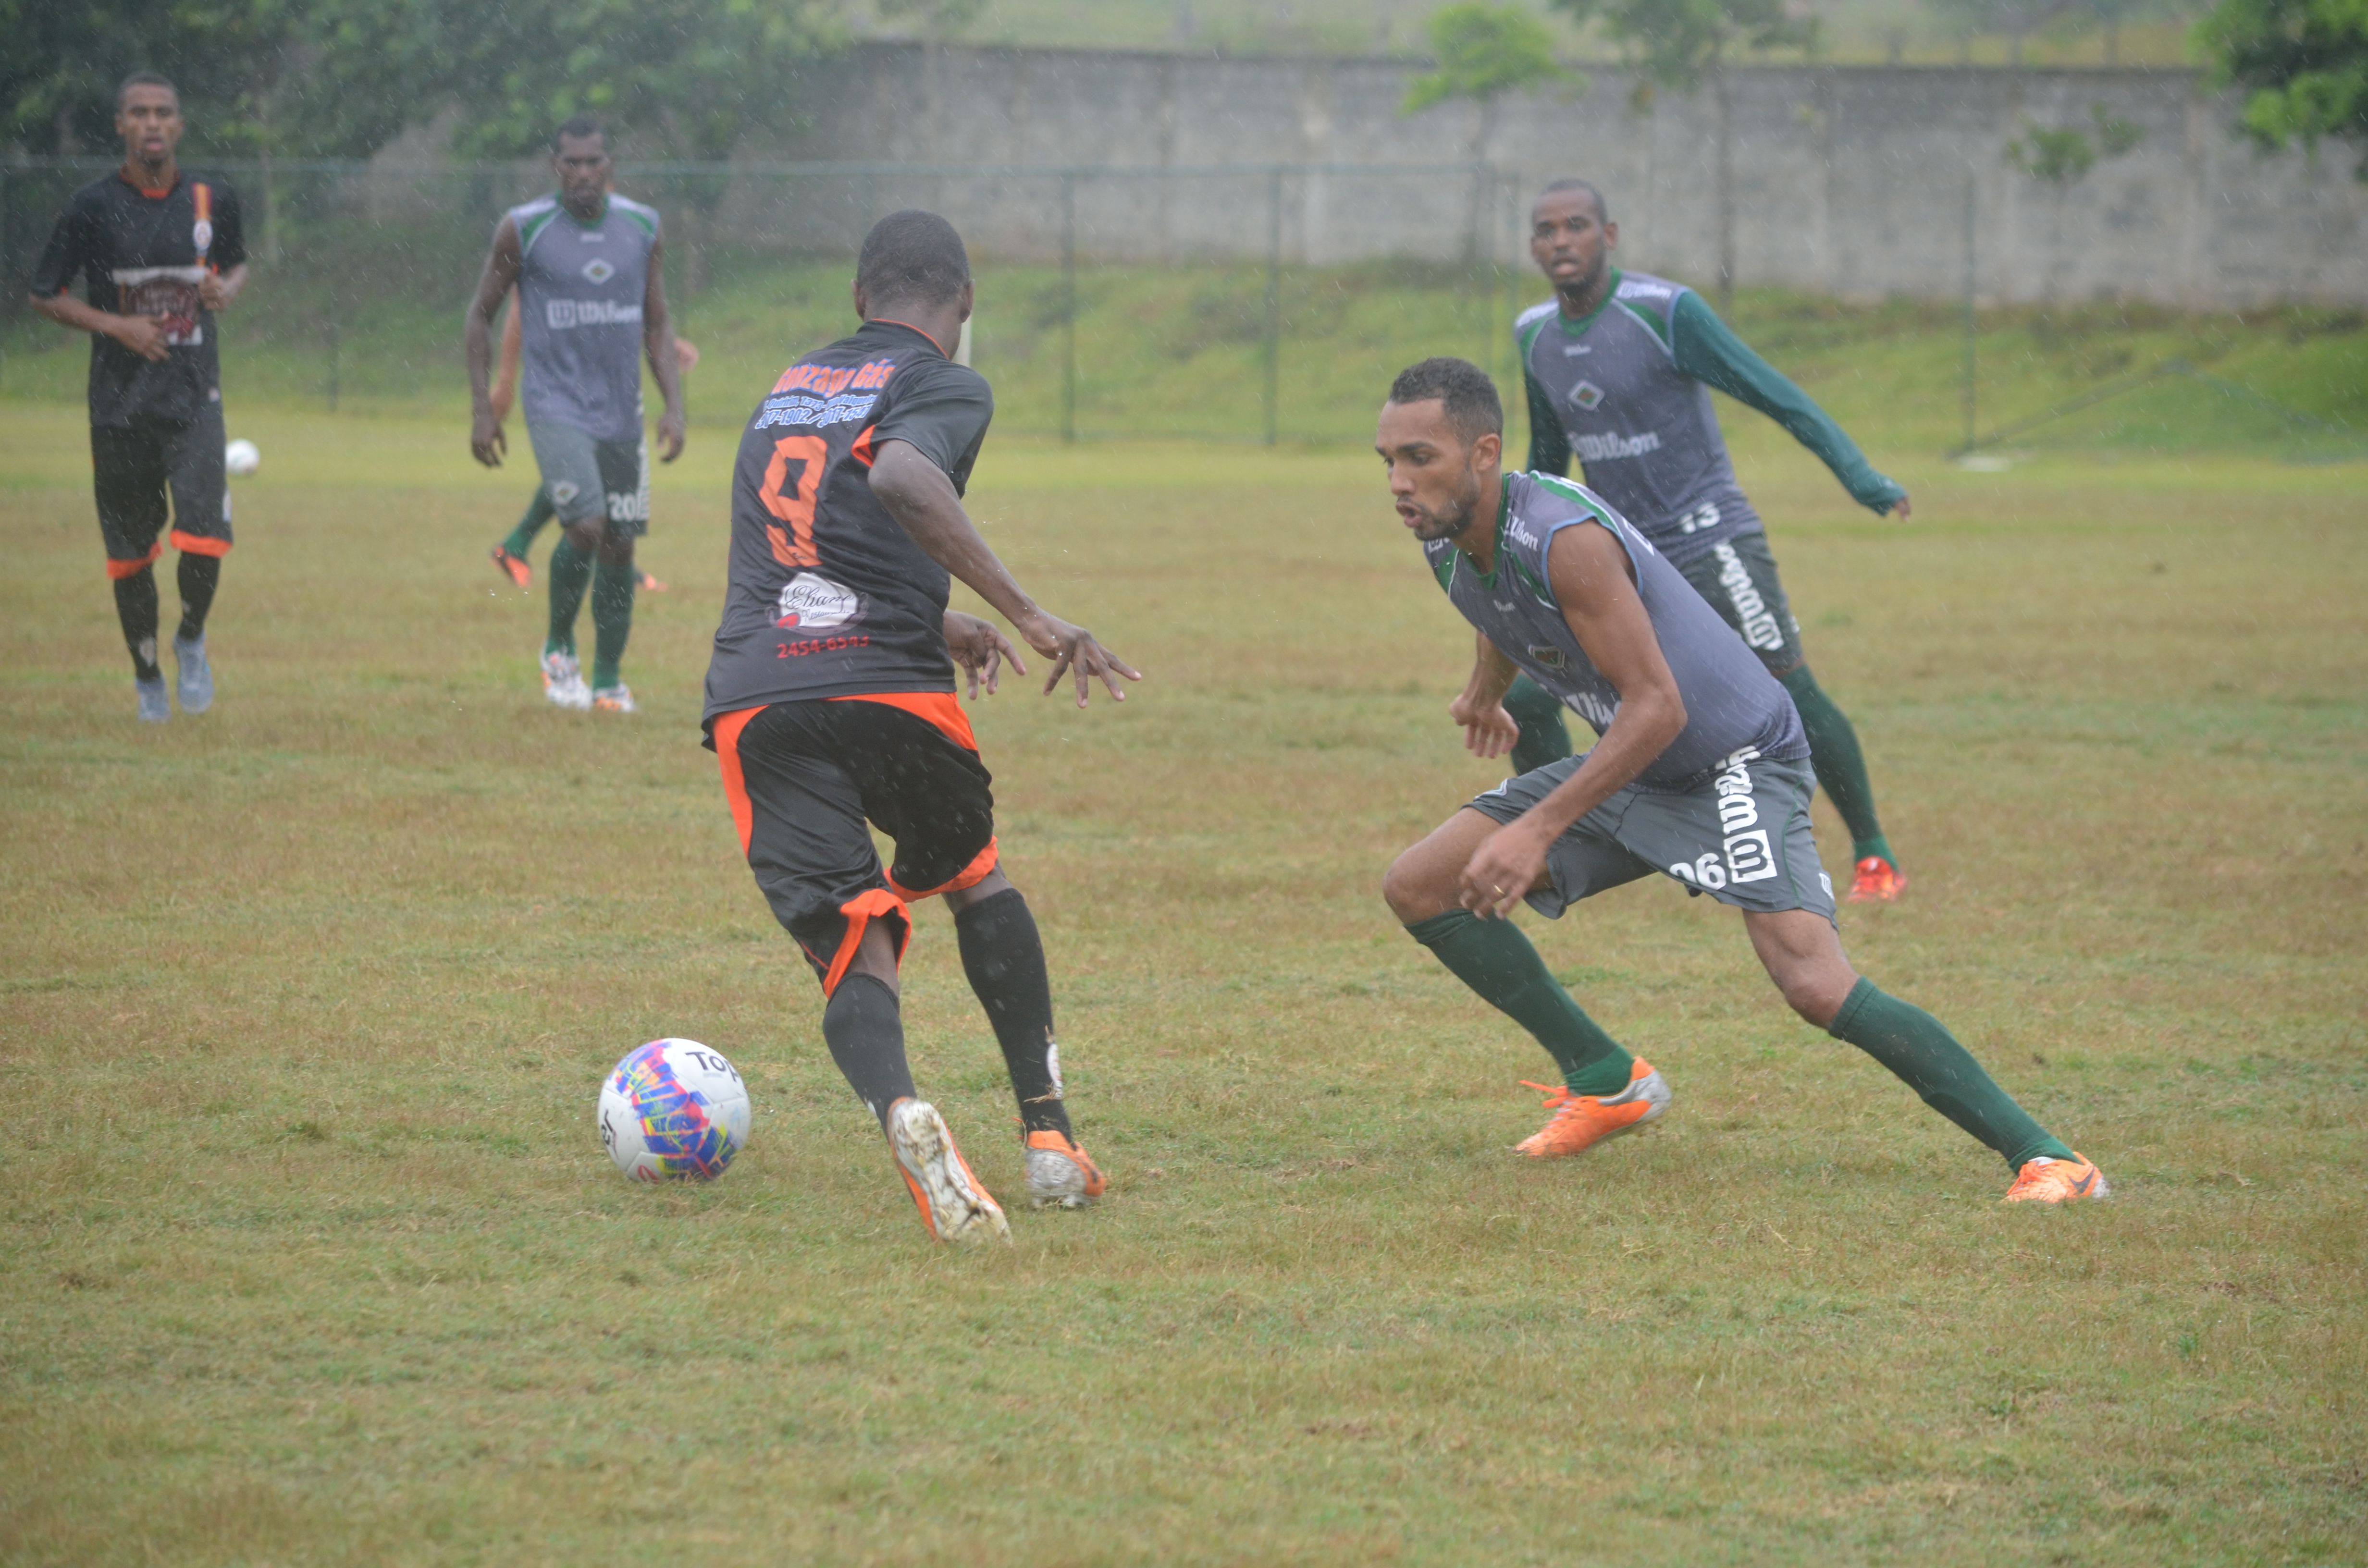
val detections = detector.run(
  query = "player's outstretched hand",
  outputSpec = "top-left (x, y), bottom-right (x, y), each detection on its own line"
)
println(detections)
top-left (1017, 611), bottom-right (1141, 709)
top-left (1449, 690), bottom-right (1520, 759)
top-left (470, 409), bottom-right (506, 467)
top-left (945, 610), bottom-right (1022, 700)
top-left (1459, 819), bottom-right (1552, 920)
top-left (1891, 493), bottom-right (1912, 520)
top-left (656, 410), bottom-right (686, 464)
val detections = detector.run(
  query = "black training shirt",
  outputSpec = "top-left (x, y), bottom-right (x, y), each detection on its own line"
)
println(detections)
top-left (29, 171), bottom-right (247, 428)
top-left (703, 318), bottom-right (993, 729)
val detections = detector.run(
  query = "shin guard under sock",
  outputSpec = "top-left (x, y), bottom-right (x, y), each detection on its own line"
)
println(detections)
top-left (504, 485), bottom-right (558, 558)
top-left (589, 555), bottom-right (637, 690)
top-left (1779, 666), bottom-right (1893, 865)
top-left (1406, 909), bottom-right (1633, 1095)
top-left (1502, 674), bottom-right (1575, 776)
top-left (545, 538), bottom-right (593, 657)
top-left (113, 567), bottom-right (161, 679)
top-left (174, 551), bottom-right (220, 644)
top-left (1826, 978), bottom-right (2072, 1169)
top-left (822, 973), bottom-right (918, 1125)
top-left (953, 888), bottom-right (1073, 1136)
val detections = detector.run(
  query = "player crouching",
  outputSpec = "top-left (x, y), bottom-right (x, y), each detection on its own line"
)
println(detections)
top-left (702, 212), bottom-right (1139, 1243)
top-left (1374, 359), bottom-right (2104, 1204)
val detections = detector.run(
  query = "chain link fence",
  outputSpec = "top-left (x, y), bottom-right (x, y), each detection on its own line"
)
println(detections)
top-left (1, 157), bottom-right (1534, 444)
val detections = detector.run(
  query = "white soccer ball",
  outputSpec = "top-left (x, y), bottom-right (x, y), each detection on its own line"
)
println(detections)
top-left (224, 438), bottom-right (260, 475)
top-left (597, 1038), bottom-right (752, 1182)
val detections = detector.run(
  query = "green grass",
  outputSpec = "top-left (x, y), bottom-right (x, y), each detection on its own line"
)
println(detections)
top-left (0, 393), bottom-right (2362, 1562)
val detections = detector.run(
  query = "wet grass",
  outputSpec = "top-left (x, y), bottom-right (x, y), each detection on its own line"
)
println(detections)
top-left (0, 404), bottom-right (2363, 1564)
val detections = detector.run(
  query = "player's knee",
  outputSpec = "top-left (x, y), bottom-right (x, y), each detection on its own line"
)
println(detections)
top-left (1773, 964), bottom-right (1850, 1028)
top-left (1381, 849), bottom-right (1444, 924)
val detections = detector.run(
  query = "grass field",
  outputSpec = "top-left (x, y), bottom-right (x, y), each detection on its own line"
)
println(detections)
top-left (1, 386), bottom-right (2363, 1564)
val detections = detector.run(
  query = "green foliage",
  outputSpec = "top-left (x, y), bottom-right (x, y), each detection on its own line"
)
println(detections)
top-left (1401, 3), bottom-right (1570, 115)
top-left (2006, 101), bottom-right (2148, 181)
top-left (2199, 0), bottom-right (2368, 173)
top-left (1549, 0), bottom-right (1813, 94)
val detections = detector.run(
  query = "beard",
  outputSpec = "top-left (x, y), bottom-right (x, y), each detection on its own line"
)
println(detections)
top-left (1404, 464), bottom-right (1484, 543)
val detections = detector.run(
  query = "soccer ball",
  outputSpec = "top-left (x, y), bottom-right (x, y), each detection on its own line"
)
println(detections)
top-left (597, 1039), bottom-right (751, 1182)
top-left (224, 438), bottom-right (260, 475)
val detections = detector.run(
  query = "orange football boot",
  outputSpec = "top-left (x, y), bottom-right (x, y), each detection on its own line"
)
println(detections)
top-left (2003, 1152), bottom-right (2110, 1204)
top-left (637, 570), bottom-right (667, 593)
top-left (1847, 856), bottom-right (1907, 903)
top-left (1023, 1129), bottom-right (1107, 1209)
top-left (491, 544), bottom-right (531, 588)
top-left (885, 1098), bottom-right (1011, 1245)
top-left (1514, 1058), bottom-right (1672, 1158)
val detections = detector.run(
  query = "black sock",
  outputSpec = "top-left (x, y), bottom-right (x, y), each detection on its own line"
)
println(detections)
top-left (953, 887), bottom-right (1073, 1137)
top-left (175, 552), bottom-right (221, 644)
top-left (113, 567), bottom-right (161, 679)
top-left (821, 974), bottom-right (917, 1124)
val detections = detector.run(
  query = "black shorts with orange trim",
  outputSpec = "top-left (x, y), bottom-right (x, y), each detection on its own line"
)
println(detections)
top-left (712, 695), bottom-right (999, 994)
top-left (91, 404), bottom-right (231, 577)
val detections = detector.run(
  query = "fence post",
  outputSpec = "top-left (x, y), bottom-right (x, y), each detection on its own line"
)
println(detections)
top-left (1263, 168), bottom-right (1282, 447)
top-left (1061, 172), bottom-right (1077, 445)
top-left (327, 317), bottom-right (339, 413)
top-left (1961, 173), bottom-right (1976, 453)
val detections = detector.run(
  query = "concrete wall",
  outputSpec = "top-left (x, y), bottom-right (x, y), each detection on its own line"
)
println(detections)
top-left (716, 42), bottom-right (2366, 308)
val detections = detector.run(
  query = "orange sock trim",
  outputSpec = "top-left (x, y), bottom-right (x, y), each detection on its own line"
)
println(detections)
top-left (169, 530), bottom-right (231, 558)
top-left (105, 543), bottom-right (164, 579)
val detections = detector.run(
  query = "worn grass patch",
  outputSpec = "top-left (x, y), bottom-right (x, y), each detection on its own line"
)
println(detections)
top-left (0, 403), bottom-right (2362, 1564)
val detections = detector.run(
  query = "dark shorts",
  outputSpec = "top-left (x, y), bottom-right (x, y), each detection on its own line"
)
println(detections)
top-left (527, 420), bottom-right (648, 536)
top-left (1468, 745), bottom-right (1836, 922)
top-left (712, 695), bottom-right (999, 994)
top-left (1676, 530), bottom-right (1802, 675)
top-left (91, 405), bottom-right (230, 578)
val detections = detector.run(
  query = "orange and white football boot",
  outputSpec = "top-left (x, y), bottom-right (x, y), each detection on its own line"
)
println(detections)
top-left (1847, 857), bottom-right (1907, 903)
top-left (491, 544), bottom-right (531, 588)
top-left (1514, 1058), bottom-right (1671, 1158)
top-left (2002, 1152), bottom-right (2110, 1204)
top-left (1023, 1129), bottom-right (1106, 1209)
top-left (885, 1098), bottom-right (1011, 1246)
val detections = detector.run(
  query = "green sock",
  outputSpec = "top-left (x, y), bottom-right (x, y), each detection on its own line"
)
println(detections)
top-left (1827, 978), bottom-right (2073, 1169)
top-left (545, 538), bottom-right (592, 659)
top-left (503, 485), bottom-right (558, 559)
top-left (1779, 666), bottom-right (1895, 867)
top-left (589, 555), bottom-right (637, 690)
top-left (1502, 674), bottom-right (1575, 775)
top-left (1406, 909), bottom-right (1633, 1095)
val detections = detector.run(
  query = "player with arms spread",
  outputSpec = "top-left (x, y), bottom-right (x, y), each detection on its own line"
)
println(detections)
top-left (1513, 180), bottom-right (1911, 904)
top-left (703, 211), bottom-right (1140, 1245)
top-left (28, 73), bottom-right (247, 723)
top-left (1376, 358), bottom-right (2103, 1203)
top-left (464, 116), bottom-right (684, 713)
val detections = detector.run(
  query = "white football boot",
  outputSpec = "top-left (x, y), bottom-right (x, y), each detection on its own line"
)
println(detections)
top-left (885, 1098), bottom-right (1010, 1247)
top-left (541, 649), bottom-right (592, 710)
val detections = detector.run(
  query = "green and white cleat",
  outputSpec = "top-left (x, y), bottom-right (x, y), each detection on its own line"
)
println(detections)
top-left (885, 1098), bottom-right (1010, 1247)
top-left (592, 684), bottom-right (636, 713)
top-left (173, 633), bottom-right (212, 714)
top-left (541, 650), bottom-right (591, 710)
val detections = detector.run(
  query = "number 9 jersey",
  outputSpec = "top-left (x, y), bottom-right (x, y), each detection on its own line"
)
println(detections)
top-left (702, 319), bottom-right (994, 735)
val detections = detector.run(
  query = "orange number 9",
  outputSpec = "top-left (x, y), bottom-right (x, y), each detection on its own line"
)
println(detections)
top-left (762, 434), bottom-right (826, 568)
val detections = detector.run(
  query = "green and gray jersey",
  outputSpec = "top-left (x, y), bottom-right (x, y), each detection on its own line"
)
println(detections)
top-left (1518, 268), bottom-right (1903, 566)
top-left (506, 192), bottom-right (660, 444)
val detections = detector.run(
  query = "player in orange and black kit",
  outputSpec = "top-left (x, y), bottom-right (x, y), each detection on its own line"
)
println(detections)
top-left (703, 211), bottom-right (1140, 1246)
top-left (29, 74), bottom-right (248, 723)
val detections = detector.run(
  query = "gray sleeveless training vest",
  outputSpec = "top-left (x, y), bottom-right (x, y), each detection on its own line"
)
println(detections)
top-left (1424, 472), bottom-right (1805, 788)
top-left (1516, 270), bottom-right (1756, 566)
top-left (508, 193), bottom-right (659, 443)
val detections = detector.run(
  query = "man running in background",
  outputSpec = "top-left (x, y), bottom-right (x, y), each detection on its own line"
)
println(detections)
top-left (1376, 357), bottom-right (2103, 1202)
top-left (28, 73), bottom-right (247, 723)
top-left (465, 115), bottom-right (684, 713)
top-left (704, 210), bottom-right (1138, 1244)
top-left (1514, 180), bottom-right (1911, 903)
top-left (486, 283), bottom-right (695, 595)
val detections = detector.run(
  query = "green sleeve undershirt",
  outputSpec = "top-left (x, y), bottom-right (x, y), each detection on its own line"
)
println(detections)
top-left (1524, 364), bottom-right (1572, 478)
top-left (1668, 290), bottom-right (1905, 515)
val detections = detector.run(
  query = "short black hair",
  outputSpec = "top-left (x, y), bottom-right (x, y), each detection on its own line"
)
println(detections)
top-left (551, 115), bottom-right (607, 153)
top-left (117, 73), bottom-right (177, 110)
top-left (1535, 177), bottom-right (1609, 224)
top-left (1386, 357), bottom-right (1504, 443)
top-left (856, 210), bottom-right (971, 310)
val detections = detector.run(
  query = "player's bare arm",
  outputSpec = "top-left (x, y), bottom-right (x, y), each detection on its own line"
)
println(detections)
top-left (1456, 523), bottom-right (1686, 919)
top-left (641, 239), bottom-right (686, 463)
top-left (30, 286), bottom-right (172, 362)
top-left (1450, 632), bottom-right (1523, 759)
top-left (869, 440), bottom-right (1141, 708)
top-left (464, 216), bottom-right (524, 466)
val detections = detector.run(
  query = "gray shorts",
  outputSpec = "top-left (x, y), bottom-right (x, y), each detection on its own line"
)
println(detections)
top-left (1468, 747), bottom-right (1836, 922)
top-left (527, 420), bottom-right (649, 536)
top-left (1677, 531), bottom-right (1801, 675)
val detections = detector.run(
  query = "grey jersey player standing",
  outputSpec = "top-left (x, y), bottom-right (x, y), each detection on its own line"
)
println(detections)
top-left (1374, 356), bottom-right (2106, 1205)
top-left (466, 115), bottom-right (684, 714)
top-left (1510, 179), bottom-right (1911, 904)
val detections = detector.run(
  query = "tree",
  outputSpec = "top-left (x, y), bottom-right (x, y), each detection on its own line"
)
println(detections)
top-left (1403, 3), bottom-right (1573, 261)
top-left (1548, 0), bottom-right (1814, 309)
top-left (2200, 0), bottom-right (2368, 174)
